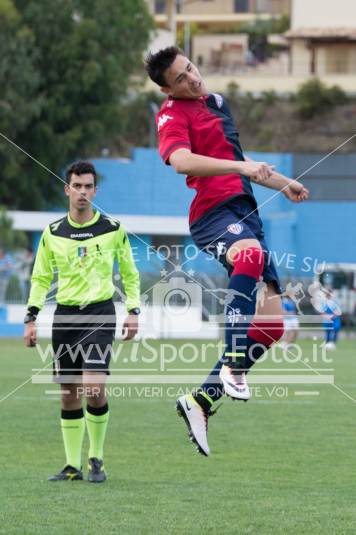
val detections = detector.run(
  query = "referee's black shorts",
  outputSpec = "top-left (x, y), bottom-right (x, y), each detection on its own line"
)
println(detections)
top-left (52, 298), bottom-right (116, 382)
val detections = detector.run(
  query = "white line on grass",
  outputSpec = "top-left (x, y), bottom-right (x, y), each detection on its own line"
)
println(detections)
top-left (295, 391), bottom-right (320, 396)
top-left (31, 374), bottom-right (335, 384)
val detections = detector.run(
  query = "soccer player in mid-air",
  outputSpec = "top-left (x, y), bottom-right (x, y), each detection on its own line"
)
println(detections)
top-left (24, 161), bottom-right (140, 481)
top-left (145, 47), bottom-right (309, 456)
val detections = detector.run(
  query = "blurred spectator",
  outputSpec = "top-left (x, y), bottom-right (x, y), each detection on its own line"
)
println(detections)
top-left (245, 49), bottom-right (257, 67)
top-left (279, 296), bottom-right (299, 349)
top-left (15, 247), bottom-right (34, 302)
top-left (0, 248), bottom-right (14, 305)
top-left (321, 289), bottom-right (342, 351)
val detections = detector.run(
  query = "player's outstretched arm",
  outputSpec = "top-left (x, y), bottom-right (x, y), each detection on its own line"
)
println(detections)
top-left (245, 157), bottom-right (309, 203)
top-left (169, 148), bottom-right (275, 181)
top-left (259, 170), bottom-right (309, 202)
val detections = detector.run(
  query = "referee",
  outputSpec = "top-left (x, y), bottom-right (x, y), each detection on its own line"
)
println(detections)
top-left (24, 161), bottom-right (140, 482)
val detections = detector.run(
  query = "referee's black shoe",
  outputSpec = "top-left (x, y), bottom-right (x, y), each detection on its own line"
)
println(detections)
top-left (48, 465), bottom-right (83, 481)
top-left (88, 457), bottom-right (106, 483)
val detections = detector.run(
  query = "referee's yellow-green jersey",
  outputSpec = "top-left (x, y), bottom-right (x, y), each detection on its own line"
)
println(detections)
top-left (27, 211), bottom-right (140, 311)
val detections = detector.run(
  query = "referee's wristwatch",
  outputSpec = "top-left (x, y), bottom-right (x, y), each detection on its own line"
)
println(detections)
top-left (24, 307), bottom-right (39, 324)
top-left (128, 307), bottom-right (140, 315)
top-left (24, 312), bottom-right (37, 324)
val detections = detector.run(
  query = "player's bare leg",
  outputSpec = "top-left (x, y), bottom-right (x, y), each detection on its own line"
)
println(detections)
top-left (61, 382), bottom-right (82, 410)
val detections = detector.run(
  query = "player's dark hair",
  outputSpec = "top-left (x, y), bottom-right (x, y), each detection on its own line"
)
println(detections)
top-left (65, 160), bottom-right (97, 186)
top-left (145, 46), bottom-right (184, 87)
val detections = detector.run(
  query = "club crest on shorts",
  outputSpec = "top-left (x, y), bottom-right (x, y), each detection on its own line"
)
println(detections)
top-left (227, 308), bottom-right (241, 326)
top-left (227, 223), bottom-right (243, 235)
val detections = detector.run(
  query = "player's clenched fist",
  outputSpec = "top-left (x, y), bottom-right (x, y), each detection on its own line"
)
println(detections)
top-left (24, 322), bottom-right (37, 347)
top-left (122, 314), bottom-right (139, 340)
top-left (238, 161), bottom-right (275, 183)
top-left (284, 181), bottom-right (309, 203)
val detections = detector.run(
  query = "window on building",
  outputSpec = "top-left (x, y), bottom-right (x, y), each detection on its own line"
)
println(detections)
top-left (155, 0), bottom-right (166, 14)
top-left (255, 0), bottom-right (271, 12)
top-left (325, 45), bottom-right (351, 74)
top-left (234, 0), bottom-right (249, 12)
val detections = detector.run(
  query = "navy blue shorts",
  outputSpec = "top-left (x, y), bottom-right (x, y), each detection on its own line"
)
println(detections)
top-left (190, 195), bottom-right (282, 293)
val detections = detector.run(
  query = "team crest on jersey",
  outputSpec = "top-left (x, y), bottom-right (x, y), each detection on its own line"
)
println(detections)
top-left (227, 223), bottom-right (243, 235)
top-left (158, 114), bottom-right (173, 130)
top-left (78, 246), bottom-right (88, 258)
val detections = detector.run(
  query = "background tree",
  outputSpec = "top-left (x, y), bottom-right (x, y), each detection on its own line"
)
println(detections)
top-left (0, 0), bottom-right (41, 209)
top-left (0, 207), bottom-right (27, 249)
top-left (0, 0), bottom-right (153, 209)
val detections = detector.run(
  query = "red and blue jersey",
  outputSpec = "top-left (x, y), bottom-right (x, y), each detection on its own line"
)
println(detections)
top-left (156, 93), bottom-right (256, 224)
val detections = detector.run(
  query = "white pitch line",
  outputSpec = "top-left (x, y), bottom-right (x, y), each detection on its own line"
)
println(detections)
top-left (295, 391), bottom-right (320, 396)
top-left (33, 374), bottom-right (335, 384)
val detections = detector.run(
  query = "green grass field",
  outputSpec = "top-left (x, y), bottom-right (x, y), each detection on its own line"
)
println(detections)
top-left (0, 337), bottom-right (355, 534)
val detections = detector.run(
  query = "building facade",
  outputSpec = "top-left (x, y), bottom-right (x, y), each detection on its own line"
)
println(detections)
top-left (10, 148), bottom-right (356, 279)
top-left (286, 0), bottom-right (356, 75)
top-left (145, 0), bottom-right (356, 93)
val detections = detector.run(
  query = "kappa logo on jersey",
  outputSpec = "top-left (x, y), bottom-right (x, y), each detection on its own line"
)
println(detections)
top-left (158, 114), bottom-right (174, 130)
top-left (227, 223), bottom-right (243, 235)
top-left (212, 93), bottom-right (223, 108)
